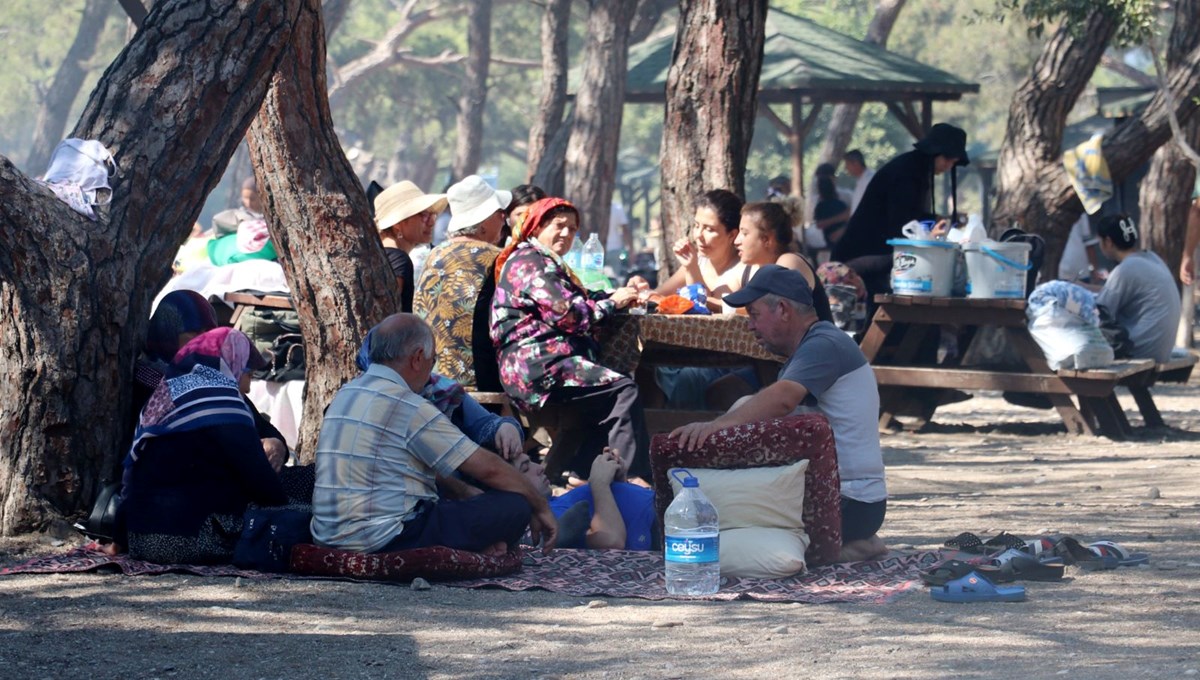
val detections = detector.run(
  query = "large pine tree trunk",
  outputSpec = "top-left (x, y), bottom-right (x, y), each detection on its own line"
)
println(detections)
top-left (246, 0), bottom-right (401, 460)
top-left (991, 10), bottom-right (1121, 275)
top-left (660, 0), bottom-right (769, 246)
top-left (26, 0), bottom-right (113, 173)
top-left (451, 0), bottom-right (492, 180)
top-left (564, 0), bottom-right (640, 245)
top-left (816, 0), bottom-right (908, 165)
top-left (0, 0), bottom-right (302, 535)
top-left (525, 0), bottom-right (571, 183)
top-left (993, 3), bottom-right (1200, 279)
top-left (1138, 116), bottom-right (1200, 282)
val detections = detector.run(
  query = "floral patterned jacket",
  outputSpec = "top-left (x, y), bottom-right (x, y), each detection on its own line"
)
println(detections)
top-left (491, 242), bottom-right (625, 411)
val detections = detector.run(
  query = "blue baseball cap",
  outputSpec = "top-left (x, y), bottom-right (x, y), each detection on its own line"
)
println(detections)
top-left (722, 264), bottom-right (814, 308)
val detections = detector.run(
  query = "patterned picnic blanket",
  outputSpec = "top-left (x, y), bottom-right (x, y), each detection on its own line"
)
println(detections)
top-left (0, 547), bottom-right (937, 604)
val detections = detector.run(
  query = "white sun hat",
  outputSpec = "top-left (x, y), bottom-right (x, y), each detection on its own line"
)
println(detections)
top-left (373, 180), bottom-right (448, 231)
top-left (446, 175), bottom-right (513, 235)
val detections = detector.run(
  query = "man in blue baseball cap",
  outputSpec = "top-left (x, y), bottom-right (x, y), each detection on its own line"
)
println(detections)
top-left (671, 265), bottom-right (889, 561)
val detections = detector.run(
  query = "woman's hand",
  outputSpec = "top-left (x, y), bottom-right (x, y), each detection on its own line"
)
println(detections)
top-left (262, 438), bottom-right (288, 473)
top-left (588, 449), bottom-right (622, 487)
top-left (673, 237), bottom-right (697, 271)
top-left (626, 275), bottom-right (650, 291)
top-left (609, 286), bottom-right (639, 309)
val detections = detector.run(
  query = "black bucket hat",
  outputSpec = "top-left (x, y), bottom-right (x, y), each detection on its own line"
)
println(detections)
top-left (914, 123), bottom-right (970, 167)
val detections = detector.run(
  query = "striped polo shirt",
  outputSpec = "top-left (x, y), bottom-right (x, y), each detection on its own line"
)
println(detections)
top-left (310, 363), bottom-right (477, 552)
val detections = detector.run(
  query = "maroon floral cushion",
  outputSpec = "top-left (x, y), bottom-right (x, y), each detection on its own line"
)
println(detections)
top-left (290, 544), bottom-right (523, 582)
top-left (650, 413), bottom-right (843, 566)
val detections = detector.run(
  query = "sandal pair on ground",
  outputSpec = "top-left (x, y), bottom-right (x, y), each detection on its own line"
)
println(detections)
top-left (943, 531), bottom-right (1149, 570)
top-left (922, 548), bottom-right (1065, 587)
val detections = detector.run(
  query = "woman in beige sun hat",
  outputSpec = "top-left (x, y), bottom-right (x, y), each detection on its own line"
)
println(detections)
top-left (374, 180), bottom-right (448, 312)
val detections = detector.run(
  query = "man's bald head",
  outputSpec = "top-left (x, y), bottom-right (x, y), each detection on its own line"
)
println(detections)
top-left (369, 313), bottom-right (433, 366)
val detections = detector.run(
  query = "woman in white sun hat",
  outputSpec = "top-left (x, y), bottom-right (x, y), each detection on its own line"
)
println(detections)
top-left (373, 180), bottom-right (448, 312)
top-left (413, 175), bottom-right (512, 390)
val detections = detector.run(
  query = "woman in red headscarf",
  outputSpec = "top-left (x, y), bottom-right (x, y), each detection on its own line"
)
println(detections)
top-left (491, 198), bottom-right (649, 483)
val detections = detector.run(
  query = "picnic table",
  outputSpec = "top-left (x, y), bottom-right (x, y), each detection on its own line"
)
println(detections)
top-left (224, 290), bottom-right (293, 325)
top-left (601, 313), bottom-right (785, 428)
top-left (861, 294), bottom-right (1161, 439)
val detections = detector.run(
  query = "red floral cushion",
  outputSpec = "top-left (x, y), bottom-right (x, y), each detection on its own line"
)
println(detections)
top-left (289, 544), bottom-right (523, 582)
top-left (650, 413), bottom-right (843, 566)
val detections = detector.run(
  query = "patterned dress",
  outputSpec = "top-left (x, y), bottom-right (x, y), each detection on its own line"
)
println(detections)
top-left (414, 239), bottom-right (500, 388)
top-left (491, 242), bottom-right (626, 411)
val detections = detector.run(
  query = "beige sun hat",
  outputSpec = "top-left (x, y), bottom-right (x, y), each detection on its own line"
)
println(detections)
top-left (446, 175), bottom-right (513, 235)
top-left (373, 180), bottom-right (448, 231)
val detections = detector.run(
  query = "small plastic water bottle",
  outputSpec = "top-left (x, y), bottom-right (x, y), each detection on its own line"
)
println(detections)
top-left (664, 469), bottom-right (720, 595)
top-left (565, 237), bottom-right (583, 271)
top-left (582, 232), bottom-right (605, 275)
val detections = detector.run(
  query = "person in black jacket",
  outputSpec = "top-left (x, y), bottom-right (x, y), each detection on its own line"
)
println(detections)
top-left (831, 123), bottom-right (970, 300)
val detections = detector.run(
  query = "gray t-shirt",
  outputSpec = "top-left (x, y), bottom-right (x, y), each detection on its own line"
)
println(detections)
top-left (1096, 251), bottom-right (1181, 363)
top-left (779, 321), bottom-right (887, 503)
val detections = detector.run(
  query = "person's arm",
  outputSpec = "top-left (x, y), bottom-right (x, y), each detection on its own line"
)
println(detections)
top-left (505, 251), bottom-right (616, 335)
top-left (437, 474), bottom-right (483, 500)
top-left (651, 267), bottom-right (688, 296)
top-left (583, 450), bottom-right (626, 550)
top-left (670, 379), bottom-right (809, 451)
top-left (456, 393), bottom-right (522, 454)
top-left (211, 423), bottom-right (288, 506)
top-left (1182, 199), bottom-right (1200, 284)
top-left (456, 448), bottom-right (558, 551)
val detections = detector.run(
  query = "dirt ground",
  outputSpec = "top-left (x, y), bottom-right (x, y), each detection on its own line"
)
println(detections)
top-left (2, 385), bottom-right (1199, 680)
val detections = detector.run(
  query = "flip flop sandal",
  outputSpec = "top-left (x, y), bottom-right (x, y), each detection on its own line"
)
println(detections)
top-left (983, 532), bottom-right (1027, 553)
top-left (1089, 540), bottom-right (1150, 567)
top-left (989, 549), bottom-right (1066, 582)
top-left (920, 559), bottom-right (1011, 587)
top-left (943, 532), bottom-right (988, 554)
top-left (1023, 536), bottom-right (1058, 557)
top-left (930, 571), bottom-right (1027, 603)
top-left (1054, 536), bottom-right (1118, 571)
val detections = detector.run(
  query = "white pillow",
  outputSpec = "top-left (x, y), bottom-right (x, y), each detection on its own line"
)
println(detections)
top-left (668, 460), bottom-right (808, 531)
top-left (719, 527), bottom-right (809, 578)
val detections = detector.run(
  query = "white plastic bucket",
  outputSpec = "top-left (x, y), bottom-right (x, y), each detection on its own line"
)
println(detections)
top-left (886, 238), bottom-right (957, 297)
top-left (962, 240), bottom-right (1033, 298)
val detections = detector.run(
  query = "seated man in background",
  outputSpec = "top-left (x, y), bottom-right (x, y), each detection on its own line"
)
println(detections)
top-left (310, 313), bottom-right (556, 555)
top-left (514, 447), bottom-right (656, 551)
top-left (670, 266), bottom-right (888, 562)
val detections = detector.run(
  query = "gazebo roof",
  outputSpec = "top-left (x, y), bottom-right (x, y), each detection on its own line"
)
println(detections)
top-left (618, 8), bottom-right (979, 104)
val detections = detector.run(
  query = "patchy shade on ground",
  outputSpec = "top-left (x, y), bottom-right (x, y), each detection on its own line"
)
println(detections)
top-left (2, 386), bottom-right (1199, 679)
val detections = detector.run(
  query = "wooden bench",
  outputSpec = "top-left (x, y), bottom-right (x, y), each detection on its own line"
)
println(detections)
top-left (1123, 353), bottom-right (1198, 428)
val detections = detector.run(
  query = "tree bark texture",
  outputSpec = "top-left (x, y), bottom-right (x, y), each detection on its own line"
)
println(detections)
top-left (659, 0), bottom-right (768, 247)
top-left (451, 0), bottom-right (493, 180)
top-left (0, 0), bottom-right (302, 535)
top-left (532, 107), bottom-right (573, 197)
top-left (247, 0), bottom-right (402, 460)
top-left (26, 0), bottom-right (113, 173)
top-left (993, 2), bottom-right (1200, 279)
top-left (1137, 116), bottom-right (1200, 283)
top-left (816, 0), bottom-right (908, 166)
top-left (991, 10), bottom-right (1121, 276)
top-left (525, 0), bottom-right (571, 183)
top-left (564, 0), bottom-right (640, 245)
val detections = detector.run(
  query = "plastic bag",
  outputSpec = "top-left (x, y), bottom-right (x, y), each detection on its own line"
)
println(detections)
top-left (1026, 281), bottom-right (1113, 370)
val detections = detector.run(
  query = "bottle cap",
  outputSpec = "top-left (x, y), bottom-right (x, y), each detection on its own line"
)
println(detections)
top-left (670, 468), bottom-right (699, 488)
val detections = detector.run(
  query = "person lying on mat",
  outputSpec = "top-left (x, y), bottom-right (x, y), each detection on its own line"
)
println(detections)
top-left (669, 265), bottom-right (888, 562)
top-left (310, 313), bottom-right (557, 556)
top-left (514, 447), bottom-right (657, 551)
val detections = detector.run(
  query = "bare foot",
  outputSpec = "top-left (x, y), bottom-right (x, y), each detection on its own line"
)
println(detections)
top-left (839, 535), bottom-right (888, 562)
top-left (480, 541), bottom-right (508, 556)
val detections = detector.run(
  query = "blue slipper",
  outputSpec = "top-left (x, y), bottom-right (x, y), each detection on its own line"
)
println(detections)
top-left (930, 570), bottom-right (1027, 603)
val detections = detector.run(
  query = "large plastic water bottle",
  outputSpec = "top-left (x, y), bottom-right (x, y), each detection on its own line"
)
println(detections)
top-left (664, 469), bottom-right (720, 595)
top-left (565, 237), bottom-right (583, 271)
top-left (582, 232), bottom-right (605, 275)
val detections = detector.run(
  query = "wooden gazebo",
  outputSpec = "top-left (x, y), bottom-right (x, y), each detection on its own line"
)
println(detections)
top-left (622, 8), bottom-right (980, 195)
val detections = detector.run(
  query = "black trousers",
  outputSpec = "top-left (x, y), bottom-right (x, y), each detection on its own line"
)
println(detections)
top-left (547, 377), bottom-right (651, 480)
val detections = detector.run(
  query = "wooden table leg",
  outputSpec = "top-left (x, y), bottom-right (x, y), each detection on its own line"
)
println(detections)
top-left (1129, 385), bottom-right (1165, 428)
top-left (1004, 326), bottom-right (1096, 436)
top-left (1079, 394), bottom-right (1131, 440)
